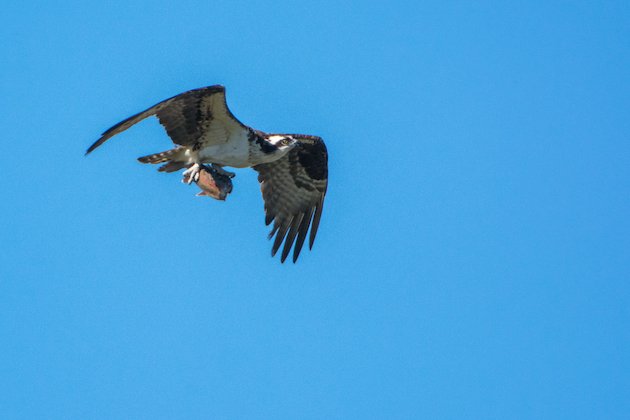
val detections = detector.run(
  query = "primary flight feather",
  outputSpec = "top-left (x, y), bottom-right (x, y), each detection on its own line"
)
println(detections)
top-left (86, 85), bottom-right (328, 263)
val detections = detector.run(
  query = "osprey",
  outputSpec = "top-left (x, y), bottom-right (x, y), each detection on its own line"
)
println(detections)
top-left (86, 85), bottom-right (328, 263)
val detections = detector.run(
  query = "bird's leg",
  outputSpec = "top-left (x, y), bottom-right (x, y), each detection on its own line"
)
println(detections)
top-left (182, 163), bottom-right (202, 184)
top-left (212, 164), bottom-right (235, 178)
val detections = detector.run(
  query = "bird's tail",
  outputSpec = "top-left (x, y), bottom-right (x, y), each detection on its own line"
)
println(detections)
top-left (137, 148), bottom-right (189, 172)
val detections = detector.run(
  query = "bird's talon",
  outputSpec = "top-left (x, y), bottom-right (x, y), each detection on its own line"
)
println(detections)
top-left (182, 163), bottom-right (201, 185)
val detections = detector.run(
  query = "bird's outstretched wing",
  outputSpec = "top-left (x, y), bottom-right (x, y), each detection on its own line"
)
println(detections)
top-left (86, 85), bottom-right (247, 154)
top-left (254, 135), bottom-right (328, 263)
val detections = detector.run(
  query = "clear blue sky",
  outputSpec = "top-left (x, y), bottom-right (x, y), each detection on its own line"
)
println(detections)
top-left (1, 1), bottom-right (628, 418)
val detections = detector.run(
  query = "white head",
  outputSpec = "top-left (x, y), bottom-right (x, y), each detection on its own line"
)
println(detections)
top-left (266, 135), bottom-right (298, 151)
top-left (252, 134), bottom-right (299, 164)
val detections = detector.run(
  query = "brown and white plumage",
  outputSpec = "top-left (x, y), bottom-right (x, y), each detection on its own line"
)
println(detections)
top-left (86, 85), bottom-right (328, 263)
top-left (86, 86), bottom-right (245, 154)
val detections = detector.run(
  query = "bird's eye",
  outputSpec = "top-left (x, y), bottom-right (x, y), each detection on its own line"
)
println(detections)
top-left (280, 139), bottom-right (291, 146)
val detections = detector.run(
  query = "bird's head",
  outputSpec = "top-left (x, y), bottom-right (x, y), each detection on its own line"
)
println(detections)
top-left (266, 135), bottom-right (299, 153)
top-left (253, 134), bottom-right (300, 164)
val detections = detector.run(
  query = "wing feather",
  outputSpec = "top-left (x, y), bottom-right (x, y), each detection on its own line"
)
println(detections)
top-left (254, 136), bottom-right (328, 263)
top-left (281, 213), bottom-right (304, 263)
top-left (293, 207), bottom-right (314, 263)
top-left (86, 85), bottom-right (247, 154)
top-left (272, 219), bottom-right (292, 258)
top-left (310, 197), bottom-right (325, 250)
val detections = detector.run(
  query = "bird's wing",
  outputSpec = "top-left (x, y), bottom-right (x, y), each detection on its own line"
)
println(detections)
top-left (254, 135), bottom-right (328, 263)
top-left (86, 85), bottom-right (248, 154)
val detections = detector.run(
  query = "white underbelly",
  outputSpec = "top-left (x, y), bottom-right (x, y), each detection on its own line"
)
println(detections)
top-left (198, 133), bottom-right (251, 168)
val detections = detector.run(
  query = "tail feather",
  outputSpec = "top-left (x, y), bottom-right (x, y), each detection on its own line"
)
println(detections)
top-left (158, 161), bottom-right (189, 173)
top-left (137, 148), bottom-right (183, 164)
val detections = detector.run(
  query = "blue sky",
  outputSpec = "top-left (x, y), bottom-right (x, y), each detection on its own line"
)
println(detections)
top-left (1, 1), bottom-right (629, 418)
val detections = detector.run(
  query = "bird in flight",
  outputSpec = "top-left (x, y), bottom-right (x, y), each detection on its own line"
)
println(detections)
top-left (86, 85), bottom-right (328, 263)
